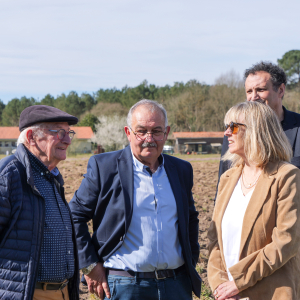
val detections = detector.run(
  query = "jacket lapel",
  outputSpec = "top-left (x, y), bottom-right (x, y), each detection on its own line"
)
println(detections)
top-left (283, 106), bottom-right (298, 148)
top-left (117, 146), bottom-right (134, 232)
top-left (215, 165), bottom-right (243, 264)
top-left (163, 158), bottom-right (186, 230)
top-left (285, 128), bottom-right (298, 149)
top-left (239, 162), bottom-right (278, 258)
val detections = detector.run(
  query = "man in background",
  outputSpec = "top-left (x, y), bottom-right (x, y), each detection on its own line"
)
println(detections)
top-left (217, 61), bottom-right (300, 184)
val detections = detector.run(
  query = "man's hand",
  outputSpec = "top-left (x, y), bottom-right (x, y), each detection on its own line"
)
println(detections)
top-left (213, 281), bottom-right (239, 300)
top-left (84, 263), bottom-right (111, 300)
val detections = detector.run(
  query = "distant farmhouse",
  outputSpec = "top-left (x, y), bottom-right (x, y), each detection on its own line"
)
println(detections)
top-left (0, 127), bottom-right (19, 154)
top-left (0, 127), bottom-right (94, 155)
top-left (171, 132), bottom-right (224, 154)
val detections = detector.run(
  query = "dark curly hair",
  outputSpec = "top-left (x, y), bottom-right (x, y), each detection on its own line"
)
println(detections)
top-left (244, 61), bottom-right (287, 91)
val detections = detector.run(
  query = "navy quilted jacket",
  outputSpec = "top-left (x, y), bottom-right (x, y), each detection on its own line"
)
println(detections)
top-left (0, 144), bottom-right (79, 300)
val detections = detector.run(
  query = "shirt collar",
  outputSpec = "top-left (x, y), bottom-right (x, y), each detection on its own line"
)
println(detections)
top-left (130, 148), bottom-right (164, 173)
top-left (51, 167), bottom-right (60, 176)
top-left (25, 147), bottom-right (59, 181)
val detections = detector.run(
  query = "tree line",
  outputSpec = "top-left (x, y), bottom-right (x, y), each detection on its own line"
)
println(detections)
top-left (0, 79), bottom-right (207, 126)
top-left (1, 50), bottom-right (299, 132)
top-left (0, 92), bottom-right (96, 126)
top-left (0, 74), bottom-right (299, 132)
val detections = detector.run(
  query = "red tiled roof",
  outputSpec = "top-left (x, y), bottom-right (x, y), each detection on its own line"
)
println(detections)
top-left (0, 126), bottom-right (94, 140)
top-left (0, 127), bottom-right (20, 139)
top-left (172, 132), bottom-right (224, 138)
top-left (71, 127), bottom-right (94, 139)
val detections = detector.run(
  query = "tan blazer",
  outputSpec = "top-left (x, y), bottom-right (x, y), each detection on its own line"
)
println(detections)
top-left (208, 161), bottom-right (300, 300)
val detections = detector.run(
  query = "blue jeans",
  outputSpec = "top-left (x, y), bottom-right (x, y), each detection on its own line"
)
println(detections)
top-left (104, 269), bottom-right (192, 300)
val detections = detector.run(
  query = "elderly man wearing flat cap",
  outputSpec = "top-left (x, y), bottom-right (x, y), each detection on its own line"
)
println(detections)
top-left (0, 105), bottom-right (80, 300)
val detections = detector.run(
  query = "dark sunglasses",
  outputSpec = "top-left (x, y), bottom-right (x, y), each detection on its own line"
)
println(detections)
top-left (225, 122), bottom-right (247, 134)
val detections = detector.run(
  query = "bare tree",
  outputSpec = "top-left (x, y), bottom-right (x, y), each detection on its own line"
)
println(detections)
top-left (207, 70), bottom-right (245, 130)
top-left (214, 69), bottom-right (244, 89)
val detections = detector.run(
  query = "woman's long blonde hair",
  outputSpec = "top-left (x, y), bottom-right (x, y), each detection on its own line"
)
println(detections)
top-left (222, 101), bottom-right (292, 168)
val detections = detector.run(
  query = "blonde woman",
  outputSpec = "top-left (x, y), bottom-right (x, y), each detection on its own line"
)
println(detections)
top-left (208, 101), bottom-right (300, 300)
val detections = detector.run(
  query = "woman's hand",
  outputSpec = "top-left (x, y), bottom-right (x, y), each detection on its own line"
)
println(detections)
top-left (213, 281), bottom-right (239, 300)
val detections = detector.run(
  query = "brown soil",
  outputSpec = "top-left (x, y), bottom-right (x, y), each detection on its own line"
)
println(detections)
top-left (59, 156), bottom-right (219, 299)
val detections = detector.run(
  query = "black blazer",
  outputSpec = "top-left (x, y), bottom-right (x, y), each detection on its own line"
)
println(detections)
top-left (69, 146), bottom-right (202, 297)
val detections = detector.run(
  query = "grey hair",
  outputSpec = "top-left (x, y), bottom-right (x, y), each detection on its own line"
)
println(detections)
top-left (127, 99), bottom-right (168, 128)
top-left (17, 123), bottom-right (49, 146)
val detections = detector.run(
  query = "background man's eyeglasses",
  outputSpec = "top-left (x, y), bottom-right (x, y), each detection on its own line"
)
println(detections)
top-left (49, 129), bottom-right (76, 140)
top-left (224, 122), bottom-right (247, 134)
top-left (129, 127), bottom-right (166, 141)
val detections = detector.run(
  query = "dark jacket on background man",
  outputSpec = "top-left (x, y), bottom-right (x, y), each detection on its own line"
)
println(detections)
top-left (0, 144), bottom-right (79, 300)
top-left (216, 107), bottom-right (300, 200)
top-left (69, 145), bottom-right (202, 297)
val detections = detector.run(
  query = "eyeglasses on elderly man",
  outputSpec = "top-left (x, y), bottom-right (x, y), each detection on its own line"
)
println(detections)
top-left (48, 129), bottom-right (76, 140)
top-left (129, 127), bottom-right (167, 141)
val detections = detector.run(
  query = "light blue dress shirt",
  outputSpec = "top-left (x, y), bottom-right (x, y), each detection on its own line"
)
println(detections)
top-left (104, 152), bottom-right (184, 271)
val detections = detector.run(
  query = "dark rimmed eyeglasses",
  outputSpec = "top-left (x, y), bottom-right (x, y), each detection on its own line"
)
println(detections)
top-left (129, 127), bottom-right (166, 141)
top-left (224, 122), bottom-right (247, 134)
top-left (48, 129), bottom-right (76, 140)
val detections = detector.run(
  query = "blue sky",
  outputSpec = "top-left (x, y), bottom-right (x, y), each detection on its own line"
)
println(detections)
top-left (0, 0), bottom-right (299, 103)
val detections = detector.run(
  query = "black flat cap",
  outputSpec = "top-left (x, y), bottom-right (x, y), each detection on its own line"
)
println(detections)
top-left (19, 105), bottom-right (78, 132)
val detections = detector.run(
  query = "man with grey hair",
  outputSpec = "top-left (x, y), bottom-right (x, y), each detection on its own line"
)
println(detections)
top-left (70, 99), bottom-right (202, 299)
top-left (0, 105), bottom-right (80, 300)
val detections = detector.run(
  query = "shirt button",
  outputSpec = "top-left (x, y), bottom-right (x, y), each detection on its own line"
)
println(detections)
top-left (68, 251), bottom-right (71, 254)
top-left (66, 226), bottom-right (68, 230)
top-left (41, 172), bottom-right (43, 175)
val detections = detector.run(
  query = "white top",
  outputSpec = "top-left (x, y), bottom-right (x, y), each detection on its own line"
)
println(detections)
top-left (221, 177), bottom-right (254, 281)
